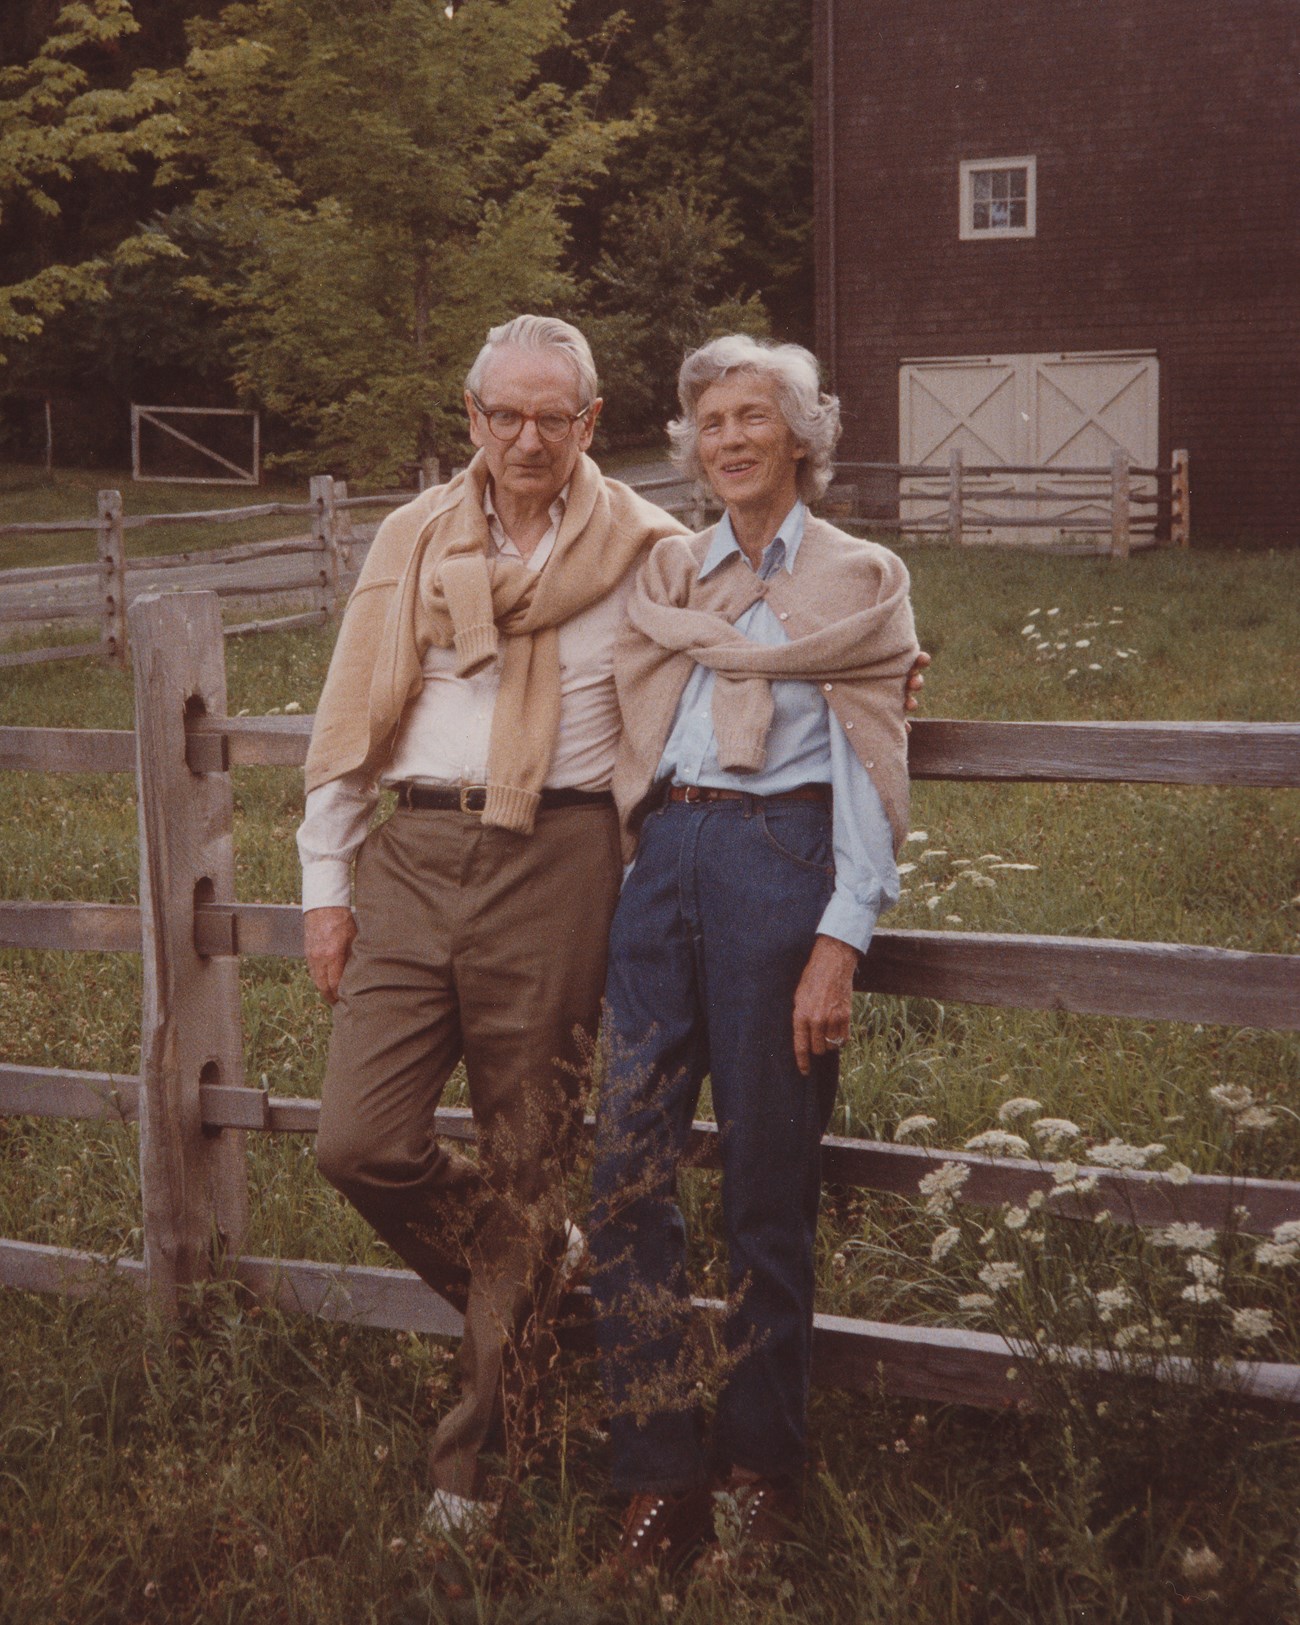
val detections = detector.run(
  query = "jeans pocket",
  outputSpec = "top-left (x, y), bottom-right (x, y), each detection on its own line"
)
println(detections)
top-left (756, 803), bottom-right (835, 875)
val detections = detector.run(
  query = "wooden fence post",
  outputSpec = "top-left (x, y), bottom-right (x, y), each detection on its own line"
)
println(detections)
top-left (947, 448), bottom-right (964, 546)
top-left (97, 489), bottom-right (127, 667)
top-left (1171, 449), bottom-right (1190, 548)
top-left (310, 474), bottom-right (341, 617)
top-left (130, 591), bottom-right (249, 1316)
top-left (1110, 450), bottom-right (1131, 559)
top-left (331, 478), bottom-right (355, 582)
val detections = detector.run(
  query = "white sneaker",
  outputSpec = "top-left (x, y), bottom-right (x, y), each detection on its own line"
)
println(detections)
top-left (423, 1488), bottom-right (499, 1540)
top-left (560, 1220), bottom-right (586, 1285)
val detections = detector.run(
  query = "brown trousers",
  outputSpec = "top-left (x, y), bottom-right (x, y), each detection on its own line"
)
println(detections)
top-left (316, 800), bottom-right (622, 1497)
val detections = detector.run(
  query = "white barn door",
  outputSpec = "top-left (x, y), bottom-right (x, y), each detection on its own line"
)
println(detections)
top-left (899, 351), bottom-right (1158, 544)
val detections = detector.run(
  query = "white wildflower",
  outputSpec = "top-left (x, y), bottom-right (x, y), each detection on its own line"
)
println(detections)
top-left (1272, 1220), bottom-right (1300, 1246)
top-left (905, 831), bottom-right (928, 844)
top-left (1023, 1228), bottom-right (1047, 1247)
top-left (930, 1227), bottom-right (961, 1263)
top-left (1231, 1307), bottom-right (1274, 1341)
top-left (1093, 1286), bottom-right (1130, 1322)
top-left (918, 1162), bottom-right (970, 1216)
top-left (1113, 1324), bottom-right (1146, 1350)
top-left (1028, 607), bottom-right (1041, 616)
top-left (1064, 669), bottom-right (1078, 679)
top-left (1075, 639), bottom-right (1090, 648)
top-left (1181, 1282), bottom-right (1224, 1306)
top-left (969, 874), bottom-right (996, 889)
top-left (921, 848), bottom-right (949, 860)
top-left (1153, 1222), bottom-right (1217, 1251)
top-left (977, 1227), bottom-right (998, 1249)
top-left (1051, 1161), bottom-right (1080, 1187)
top-left (1021, 624), bottom-right (1037, 636)
top-left (1254, 1240), bottom-right (1300, 1268)
top-left (1087, 663), bottom-right (1102, 671)
top-left (283, 700), bottom-right (303, 714)
top-left (1027, 1190), bottom-right (1046, 1210)
top-left (1234, 1106), bottom-right (1278, 1131)
top-left (1185, 1254), bottom-right (1222, 1285)
top-left (926, 895), bottom-right (941, 910)
top-left (1180, 1546), bottom-right (1223, 1586)
top-left (1046, 606), bottom-right (1060, 616)
top-left (977, 1261), bottom-right (1024, 1293)
top-left (1033, 1118), bottom-right (1081, 1150)
top-left (988, 862), bottom-right (1039, 871)
top-left (1164, 1162), bottom-right (1193, 1186)
top-left (1002, 1206), bottom-right (1030, 1231)
top-left (944, 914), bottom-right (963, 925)
top-left (1086, 1138), bottom-right (1165, 1169)
top-left (894, 1114), bottom-right (937, 1142)
top-left (997, 1097), bottom-right (1042, 1124)
top-left (897, 862), bottom-right (917, 875)
top-left (964, 1129), bottom-right (1031, 1158)
top-left (1115, 649), bottom-right (1129, 658)
top-left (1209, 1083), bottom-right (1254, 1112)
top-left (958, 1293), bottom-right (995, 1311)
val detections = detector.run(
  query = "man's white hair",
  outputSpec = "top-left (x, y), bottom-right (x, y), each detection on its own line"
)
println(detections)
top-left (464, 314), bottom-right (598, 405)
top-left (668, 334), bottom-right (841, 502)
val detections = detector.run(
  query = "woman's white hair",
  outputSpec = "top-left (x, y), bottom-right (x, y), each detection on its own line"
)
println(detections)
top-left (668, 334), bottom-right (841, 502)
top-left (464, 314), bottom-right (598, 405)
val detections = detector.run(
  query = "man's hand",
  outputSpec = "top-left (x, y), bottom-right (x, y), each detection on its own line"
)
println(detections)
top-left (305, 906), bottom-right (357, 1004)
top-left (904, 649), bottom-right (931, 729)
top-left (792, 934), bottom-right (860, 1076)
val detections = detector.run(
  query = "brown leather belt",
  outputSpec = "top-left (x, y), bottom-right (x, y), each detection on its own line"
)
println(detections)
top-left (664, 783), bottom-right (830, 806)
top-left (395, 783), bottom-right (613, 814)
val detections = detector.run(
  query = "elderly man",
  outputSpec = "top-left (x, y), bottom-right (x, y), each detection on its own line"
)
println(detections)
top-left (591, 335), bottom-right (921, 1576)
top-left (297, 314), bottom-right (685, 1532)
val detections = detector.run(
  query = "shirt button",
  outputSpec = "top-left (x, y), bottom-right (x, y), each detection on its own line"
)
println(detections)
top-left (844, 721), bottom-right (854, 731)
top-left (824, 682), bottom-right (833, 691)
top-left (778, 611), bottom-right (789, 622)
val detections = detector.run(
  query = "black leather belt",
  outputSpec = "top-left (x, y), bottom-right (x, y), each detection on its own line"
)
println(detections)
top-left (664, 782), bottom-right (831, 806)
top-left (394, 782), bottom-right (613, 814)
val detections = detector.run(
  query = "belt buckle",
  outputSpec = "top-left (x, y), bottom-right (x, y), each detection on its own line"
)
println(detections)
top-left (458, 784), bottom-right (487, 815)
top-left (680, 784), bottom-right (704, 804)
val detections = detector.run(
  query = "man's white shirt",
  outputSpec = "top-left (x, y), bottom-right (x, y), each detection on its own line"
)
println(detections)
top-left (297, 483), bottom-right (636, 910)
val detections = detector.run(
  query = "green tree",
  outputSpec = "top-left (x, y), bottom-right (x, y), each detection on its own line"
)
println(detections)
top-left (631, 0), bottom-right (813, 343)
top-left (582, 188), bottom-right (767, 441)
top-left (171, 0), bottom-right (635, 479)
top-left (0, 0), bottom-right (183, 362)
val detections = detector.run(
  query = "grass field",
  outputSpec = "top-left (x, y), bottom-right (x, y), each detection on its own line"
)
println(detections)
top-left (1, 543), bottom-right (1298, 1623)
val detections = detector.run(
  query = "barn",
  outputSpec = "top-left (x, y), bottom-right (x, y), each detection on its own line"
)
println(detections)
top-left (813, 0), bottom-right (1300, 547)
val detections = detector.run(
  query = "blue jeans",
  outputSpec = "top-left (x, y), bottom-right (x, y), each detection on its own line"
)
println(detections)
top-left (590, 795), bottom-right (840, 1495)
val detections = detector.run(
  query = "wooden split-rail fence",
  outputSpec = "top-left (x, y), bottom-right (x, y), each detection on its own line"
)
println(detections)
top-left (0, 476), bottom-right (402, 672)
top-left (828, 448), bottom-right (1190, 554)
top-left (2, 590), bottom-right (1298, 1411)
top-left (0, 453), bottom-right (1185, 674)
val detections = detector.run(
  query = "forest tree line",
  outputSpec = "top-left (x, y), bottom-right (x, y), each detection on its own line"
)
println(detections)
top-left (0, 0), bottom-right (813, 479)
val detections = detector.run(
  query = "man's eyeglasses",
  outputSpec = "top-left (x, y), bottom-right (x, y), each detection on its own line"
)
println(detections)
top-left (470, 394), bottom-right (594, 445)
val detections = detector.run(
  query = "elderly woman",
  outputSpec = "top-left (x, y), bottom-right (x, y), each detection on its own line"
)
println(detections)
top-left (590, 335), bottom-right (920, 1577)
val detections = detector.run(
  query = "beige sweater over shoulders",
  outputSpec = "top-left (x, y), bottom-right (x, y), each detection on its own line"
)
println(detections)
top-left (611, 515), bottom-right (920, 858)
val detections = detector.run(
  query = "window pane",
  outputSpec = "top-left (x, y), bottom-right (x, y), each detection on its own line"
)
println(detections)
top-left (974, 200), bottom-right (991, 229)
top-left (973, 171), bottom-right (993, 203)
top-left (1008, 198), bottom-right (1027, 227)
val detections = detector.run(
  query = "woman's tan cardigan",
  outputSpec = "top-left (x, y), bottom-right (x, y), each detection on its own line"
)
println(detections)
top-left (611, 516), bottom-right (920, 858)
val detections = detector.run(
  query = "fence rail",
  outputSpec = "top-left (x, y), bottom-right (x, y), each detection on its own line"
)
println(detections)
top-left (1, 452), bottom-right (1189, 670)
top-left (2, 591), bottom-right (1298, 1411)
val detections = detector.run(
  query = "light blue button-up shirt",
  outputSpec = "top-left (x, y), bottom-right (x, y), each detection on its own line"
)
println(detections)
top-left (655, 500), bottom-right (899, 953)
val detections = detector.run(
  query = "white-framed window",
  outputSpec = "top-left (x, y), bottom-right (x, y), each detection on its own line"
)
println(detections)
top-left (959, 156), bottom-right (1036, 240)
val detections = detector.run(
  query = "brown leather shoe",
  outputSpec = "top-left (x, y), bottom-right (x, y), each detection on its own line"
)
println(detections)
top-left (608, 1484), bottom-right (714, 1577)
top-left (701, 1470), bottom-right (800, 1572)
